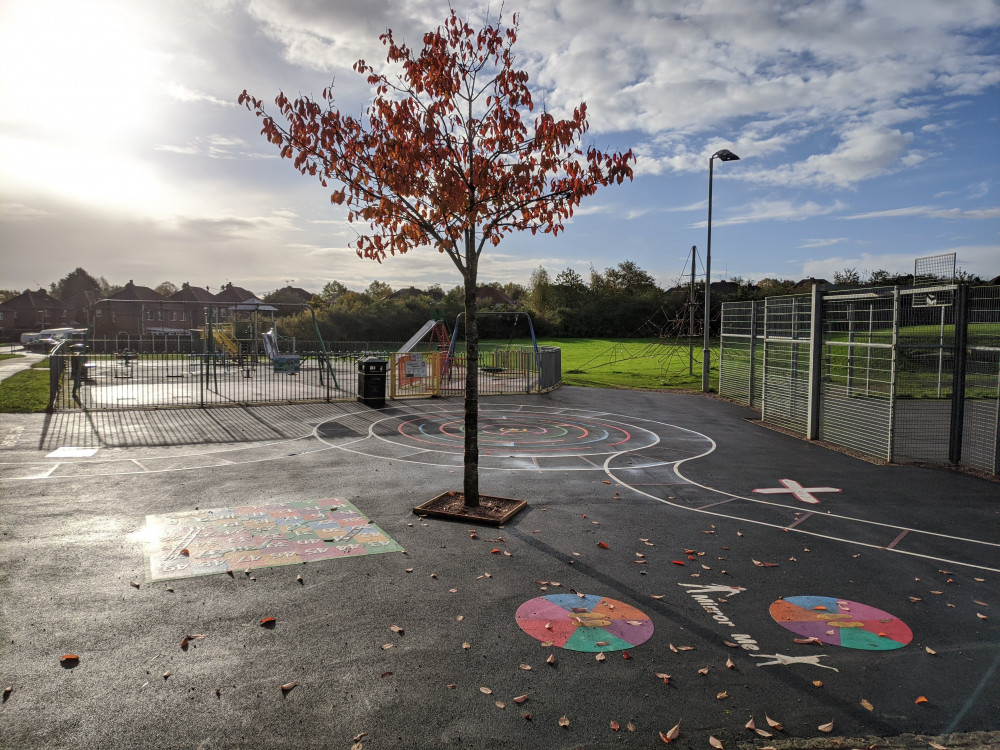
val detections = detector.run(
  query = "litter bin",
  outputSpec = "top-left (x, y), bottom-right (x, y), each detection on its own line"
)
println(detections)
top-left (357, 356), bottom-right (388, 407)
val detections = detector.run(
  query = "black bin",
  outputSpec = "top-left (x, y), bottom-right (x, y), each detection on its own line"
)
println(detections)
top-left (357, 357), bottom-right (388, 407)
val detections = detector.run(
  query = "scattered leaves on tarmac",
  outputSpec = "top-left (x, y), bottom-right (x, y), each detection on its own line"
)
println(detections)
top-left (60, 654), bottom-right (79, 667)
top-left (861, 698), bottom-right (874, 711)
top-left (479, 686), bottom-right (492, 695)
top-left (915, 695), bottom-right (929, 704)
top-left (259, 617), bottom-right (276, 628)
top-left (610, 720), bottom-right (620, 731)
top-left (818, 720), bottom-right (833, 732)
top-left (280, 681), bottom-right (297, 693)
top-left (709, 736), bottom-right (723, 749)
top-left (558, 715), bottom-right (570, 727)
top-left (765, 714), bottom-right (783, 730)
top-left (513, 693), bottom-right (530, 704)
top-left (925, 646), bottom-right (936, 654)
top-left (752, 559), bottom-right (779, 567)
top-left (546, 654), bottom-right (555, 665)
top-left (390, 624), bottom-right (404, 635)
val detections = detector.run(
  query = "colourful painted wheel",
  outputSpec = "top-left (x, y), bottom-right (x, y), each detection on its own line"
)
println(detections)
top-left (515, 594), bottom-right (654, 652)
top-left (769, 596), bottom-right (912, 650)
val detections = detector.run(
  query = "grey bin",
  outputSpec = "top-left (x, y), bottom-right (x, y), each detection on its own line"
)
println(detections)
top-left (357, 357), bottom-right (388, 407)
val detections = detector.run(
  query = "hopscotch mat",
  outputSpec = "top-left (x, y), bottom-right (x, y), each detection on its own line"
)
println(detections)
top-left (144, 499), bottom-right (402, 581)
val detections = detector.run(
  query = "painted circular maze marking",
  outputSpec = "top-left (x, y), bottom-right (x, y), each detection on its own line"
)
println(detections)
top-left (390, 412), bottom-right (659, 457)
top-left (769, 596), bottom-right (913, 650)
top-left (515, 594), bottom-right (654, 652)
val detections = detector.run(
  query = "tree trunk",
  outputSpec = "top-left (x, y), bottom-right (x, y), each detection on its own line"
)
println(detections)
top-left (462, 228), bottom-right (480, 507)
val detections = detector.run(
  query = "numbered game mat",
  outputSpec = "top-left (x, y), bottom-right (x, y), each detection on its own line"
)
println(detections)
top-left (143, 499), bottom-right (402, 581)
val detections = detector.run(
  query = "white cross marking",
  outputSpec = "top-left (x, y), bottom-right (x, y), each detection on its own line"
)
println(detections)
top-left (752, 478), bottom-right (841, 505)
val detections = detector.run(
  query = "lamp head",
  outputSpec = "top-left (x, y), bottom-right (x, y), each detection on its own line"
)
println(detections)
top-left (712, 149), bottom-right (740, 162)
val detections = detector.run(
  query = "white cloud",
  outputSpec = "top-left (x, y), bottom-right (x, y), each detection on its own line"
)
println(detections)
top-left (842, 205), bottom-right (1000, 220)
top-left (799, 237), bottom-right (849, 249)
top-left (695, 199), bottom-right (847, 228)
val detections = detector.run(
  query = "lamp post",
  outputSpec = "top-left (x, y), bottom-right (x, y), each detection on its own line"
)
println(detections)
top-left (702, 148), bottom-right (740, 392)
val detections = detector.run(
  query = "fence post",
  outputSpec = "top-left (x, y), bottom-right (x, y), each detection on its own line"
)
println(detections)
top-left (948, 284), bottom-right (969, 464)
top-left (887, 288), bottom-right (900, 462)
top-left (748, 300), bottom-right (758, 407)
top-left (806, 284), bottom-right (824, 440)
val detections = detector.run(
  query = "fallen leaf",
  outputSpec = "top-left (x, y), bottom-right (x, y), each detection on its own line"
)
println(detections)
top-left (973, 600), bottom-right (989, 607)
top-left (295, 574), bottom-right (303, 583)
top-left (698, 666), bottom-right (709, 675)
top-left (661, 720), bottom-right (681, 743)
top-left (558, 715), bottom-right (570, 728)
top-left (598, 542), bottom-right (610, 549)
top-left (925, 646), bottom-right (936, 655)
top-left (818, 721), bottom-right (833, 732)
top-left (2, 686), bottom-right (11, 703)
top-left (381, 644), bottom-right (393, 650)
top-left (495, 701), bottom-right (506, 709)
top-left (280, 681), bottom-right (298, 693)
top-left (745, 717), bottom-right (756, 730)
top-left (752, 559), bottom-right (780, 567)
top-left (709, 736), bottom-right (724, 748)
top-left (596, 652), bottom-right (606, 662)
top-left (449, 588), bottom-right (458, 593)
top-left (259, 617), bottom-right (276, 627)
top-left (519, 663), bottom-right (532, 670)
top-left (669, 643), bottom-right (678, 653)
top-left (915, 695), bottom-right (929, 704)
top-left (610, 720), bottom-right (620, 731)
top-left (725, 657), bottom-right (735, 669)
top-left (180, 548), bottom-right (189, 556)
top-left (794, 637), bottom-right (822, 645)
top-left (813, 680), bottom-right (823, 687)
top-left (60, 654), bottom-right (80, 666)
top-left (462, 642), bottom-right (471, 650)
top-left (655, 672), bottom-right (671, 684)
top-left (929, 743), bottom-right (948, 750)
top-left (765, 714), bottom-right (783, 730)
top-left (390, 624), bottom-right (404, 635)
top-left (651, 595), bottom-right (666, 600)
top-left (130, 580), bottom-right (140, 589)
top-left (380, 672), bottom-right (392, 679)
top-left (672, 560), bottom-right (686, 566)
top-left (162, 670), bottom-right (172, 679)
top-left (596, 641), bottom-right (610, 646)
top-left (861, 698), bottom-right (874, 711)
top-left (723, 641), bottom-right (739, 648)
top-left (716, 691), bottom-right (728, 700)
top-left (627, 720), bottom-right (636, 732)
top-left (503, 551), bottom-right (513, 557)
top-left (754, 727), bottom-right (773, 738)
top-left (513, 693), bottom-right (530, 704)
top-left (677, 645), bottom-right (695, 651)
top-left (546, 654), bottom-right (555, 665)
top-left (456, 615), bottom-right (464, 621)
top-left (480, 687), bottom-right (492, 695)
top-left (977, 613), bottom-right (988, 620)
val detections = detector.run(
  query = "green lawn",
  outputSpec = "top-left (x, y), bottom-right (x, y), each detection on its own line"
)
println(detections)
top-left (0, 353), bottom-right (25, 362)
top-left (0, 368), bottom-right (50, 412)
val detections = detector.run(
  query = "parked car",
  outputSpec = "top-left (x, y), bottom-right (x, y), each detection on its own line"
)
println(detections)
top-left (27, 327), bottom-right (87, 352)
top-left (20, 332), bottom-right (41, 347)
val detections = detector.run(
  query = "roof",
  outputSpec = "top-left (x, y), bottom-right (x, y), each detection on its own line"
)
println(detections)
top-left (169, 284), bottom-right (216, 302)
top-left (213, 282), bottom-right (256, 303)
top-left (476, 286), bottom-right (516, 307)
top-left (0, 288), bottom-right (68, 310)
top-left (107, 281), bottom-right (164, 301)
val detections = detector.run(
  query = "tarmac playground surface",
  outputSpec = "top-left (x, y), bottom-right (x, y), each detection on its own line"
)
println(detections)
top-left (0, 386), bottom-right (997, 749)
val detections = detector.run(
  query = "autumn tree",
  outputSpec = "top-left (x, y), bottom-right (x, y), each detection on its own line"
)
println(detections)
top-left (240, 10), bottom-right (633, 507)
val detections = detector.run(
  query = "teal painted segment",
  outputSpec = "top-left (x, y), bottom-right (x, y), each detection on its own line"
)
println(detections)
top-left (562, 628), bottom-right (633, 653)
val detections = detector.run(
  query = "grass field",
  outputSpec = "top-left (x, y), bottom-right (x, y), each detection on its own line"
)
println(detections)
top-left (0, 368), bottom-right (50, 412)
top-left (535, 337), bottom-right (714, 391)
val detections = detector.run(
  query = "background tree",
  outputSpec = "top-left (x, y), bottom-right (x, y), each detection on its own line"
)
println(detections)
top-left (49, 267), bottom-right (101, 301)
top-left (155, 281), bottom-right (179, 297)
top-left (320, 280), bottom-right (349, 304)
top-left (240, 10), bottom-right (633, 508)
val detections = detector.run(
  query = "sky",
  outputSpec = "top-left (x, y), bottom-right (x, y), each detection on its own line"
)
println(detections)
top-left (1, 0), bottom-right (998, 298)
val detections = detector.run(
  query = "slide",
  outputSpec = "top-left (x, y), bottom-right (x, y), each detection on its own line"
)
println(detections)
top-left (398, 320), bottom-right (439, 354)
top-left (262, 329), bottom-right (279, 359)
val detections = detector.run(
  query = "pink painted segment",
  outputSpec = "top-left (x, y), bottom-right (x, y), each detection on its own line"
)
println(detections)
top-left (886, 530), bottom-right (909, 549)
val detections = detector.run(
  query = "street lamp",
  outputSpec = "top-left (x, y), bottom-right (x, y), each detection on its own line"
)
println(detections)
top-left (702, 148), bottom-right (740, 392)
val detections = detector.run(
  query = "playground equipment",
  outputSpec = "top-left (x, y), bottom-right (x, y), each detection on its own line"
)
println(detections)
top-left (446, 311), bottom-right (542, 384)
top-left (396, 319), bottom-right (450, 389)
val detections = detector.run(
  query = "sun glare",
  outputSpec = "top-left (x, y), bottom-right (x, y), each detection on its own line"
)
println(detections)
top-left (0, 0), bottom-right (161, 144)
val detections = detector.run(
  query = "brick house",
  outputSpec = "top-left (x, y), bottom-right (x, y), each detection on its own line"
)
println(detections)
top-left (91, 280), bottom-right (191, 341)
top-left (0, 289), bottom-right (72, 340)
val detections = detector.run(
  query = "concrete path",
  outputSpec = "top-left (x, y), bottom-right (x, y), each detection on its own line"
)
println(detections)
top-left (0, 387), bottom-right (996, 749)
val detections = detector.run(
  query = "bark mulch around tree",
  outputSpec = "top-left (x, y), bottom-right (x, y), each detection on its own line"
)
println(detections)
top-left (413, 492), bottom-right (527, 526)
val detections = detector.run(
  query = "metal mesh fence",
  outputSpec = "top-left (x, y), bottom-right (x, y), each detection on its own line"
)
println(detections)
top-left (719, 301), bottom-right (763, 406)
top-left (962, 286), bottom-right (1000, 474)
top-left (819, 288), bottom-right (896, 460)
top-left (720, 283), bottom-right (1000, 475)
top-left (760, 295), bottom-right (811, 434)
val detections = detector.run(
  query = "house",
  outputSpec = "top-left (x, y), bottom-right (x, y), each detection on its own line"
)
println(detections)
top-left (476, 286), bottom-right (517, 308)
top-left (91, 280), bottom-right (191, 340)
top-left (168, 283), bottom-right (217, 328)
top-left (0, 289), bottom-right (72, 340)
